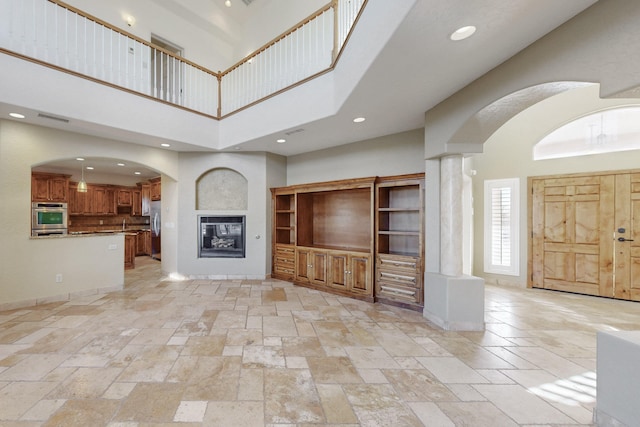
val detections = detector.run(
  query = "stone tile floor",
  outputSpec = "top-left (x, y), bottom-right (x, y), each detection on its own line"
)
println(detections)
top-left (1, 256), bottom-right (640, 426)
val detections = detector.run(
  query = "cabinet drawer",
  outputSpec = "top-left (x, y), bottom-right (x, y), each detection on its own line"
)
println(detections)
top-left (275, 245), bottom-right (295, 259)
top-left (377, 283), bottom-right (419, 303)
top-left (377, 254), bottom-right (419, 273)
top-left (377, 269), bottom-right (418, 288)
top-left (275, 256), bottom-right (295, 267)
top-left (275, 265), bottom-right (295, 276)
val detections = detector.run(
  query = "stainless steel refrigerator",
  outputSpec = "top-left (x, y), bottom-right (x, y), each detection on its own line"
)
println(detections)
top-left (150, 200), bottom-right (161, 260)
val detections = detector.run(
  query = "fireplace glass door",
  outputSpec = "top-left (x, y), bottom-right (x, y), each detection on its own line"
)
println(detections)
top-left (199, 216), bottom-right (246, 258)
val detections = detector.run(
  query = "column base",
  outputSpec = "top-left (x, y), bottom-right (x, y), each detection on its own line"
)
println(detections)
top-left (423, 273), bottom-right (485, 331)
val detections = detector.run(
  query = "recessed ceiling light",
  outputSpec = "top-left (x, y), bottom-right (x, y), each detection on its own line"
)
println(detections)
top-left (117, 163), bottom-right (125, 166)
top-left (9, 112), bottom-right (25, 119)
top-left (76, 157), bottom-right (85, 161)
top-left (276, 139), bottom-right (286, 143)
top-left (161, 143), bottom-right (170, 147)
top-left (450, 25), bottom-right (476, 41)
top-left (86, 166), bottom-right (94, 170)
top-left (134, 171), bottom-right (141, 175)
top-left (225, 0), bottom-right (231, 7)
top-left (353, 117), bottom-right (366, 123)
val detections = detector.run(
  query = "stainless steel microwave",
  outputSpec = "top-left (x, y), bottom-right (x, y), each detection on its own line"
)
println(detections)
top-left (32, 202), bottom-right (68, 232)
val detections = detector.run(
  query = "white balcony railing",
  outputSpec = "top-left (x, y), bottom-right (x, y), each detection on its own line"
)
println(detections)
top-left (0, 0), bottom-right (366, 118)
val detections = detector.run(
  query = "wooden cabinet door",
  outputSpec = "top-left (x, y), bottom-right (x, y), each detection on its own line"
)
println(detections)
top-left (350, 254), bottom-right (371, 294)
top-left (310, 251), bottom-right (328, 286)
top-left (141, 184), bottom-right (151, 216)
top-left (32, 175), bottom-right (51, 201)
top-left (49, 177), bottom-right (69, 202)
top-left (531, 175), bottom-right (615, 297)
top-left (117, 189), bottom-right (132, 206)
top-left (296, 248), bottom-right (312, 284)
top-left (150, 180), bottom-right (161, 201)
top-left (328, 252), bottom-right (348, 290)
top-left (132, 190), bottom-right (142, 216)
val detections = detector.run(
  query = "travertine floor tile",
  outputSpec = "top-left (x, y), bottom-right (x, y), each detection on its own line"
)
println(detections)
top-left (1, 257), bottom-right (637, 426)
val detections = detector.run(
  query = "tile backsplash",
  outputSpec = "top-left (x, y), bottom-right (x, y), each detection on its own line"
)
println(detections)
top-left (69, 214), bottom-right (150, 232)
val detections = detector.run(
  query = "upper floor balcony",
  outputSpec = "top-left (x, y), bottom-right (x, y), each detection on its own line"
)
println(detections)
top-left (1, 0), bottom-right (366, 120)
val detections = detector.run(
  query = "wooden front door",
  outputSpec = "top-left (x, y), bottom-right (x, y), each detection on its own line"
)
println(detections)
top-left (530, 171), bottom-right (640, 301)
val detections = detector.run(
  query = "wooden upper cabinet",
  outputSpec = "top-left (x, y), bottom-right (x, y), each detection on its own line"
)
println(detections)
top-left (117, 189), bottom-right (132, 206)
top-left (31, 172), bottom-right (70, 202)
top-left (141, 184), bottom-right (151, 216)
top-left (93, 186), bottom-right (116, 215)
top-left (150, 177), bottom-right (161, 201)
top-left (69, 183), bottom-right (94, 215)
top-left (132, 189), bottom-right (142, 216)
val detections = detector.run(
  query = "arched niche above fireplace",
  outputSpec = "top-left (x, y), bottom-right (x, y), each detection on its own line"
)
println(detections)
top-left (196, 168), bottom-right (248, 210)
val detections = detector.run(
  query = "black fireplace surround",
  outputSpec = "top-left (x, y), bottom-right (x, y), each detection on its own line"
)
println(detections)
top-left (198, 215), bottom-right (246, 258)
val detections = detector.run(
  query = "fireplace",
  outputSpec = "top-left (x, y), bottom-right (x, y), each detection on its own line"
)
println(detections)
top-left (198, 216), bottom-right (246, 258)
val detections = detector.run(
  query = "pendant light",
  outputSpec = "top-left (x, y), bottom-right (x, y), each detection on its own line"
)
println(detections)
top-left (77, 163), bottom-right (87, 193)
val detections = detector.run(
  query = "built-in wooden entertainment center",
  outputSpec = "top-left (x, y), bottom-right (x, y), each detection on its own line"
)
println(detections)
top-left (271, 173), bottom-right (424, 310)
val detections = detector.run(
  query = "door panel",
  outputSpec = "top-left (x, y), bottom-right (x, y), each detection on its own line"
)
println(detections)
top-left (328, 253), bottom-right (348, 290)
top-left (614, 173), bottom-right (640, 301)
top-left (530, 171), bottom-right (640, 301)
top-left (296, 249), bottom-right (311, 283)
top-left (350, 255), bottom-right (370, 293)
top-left (310, 252), bottom-right (327, 285)
top-left (531, 175), bottom-right (614, 297)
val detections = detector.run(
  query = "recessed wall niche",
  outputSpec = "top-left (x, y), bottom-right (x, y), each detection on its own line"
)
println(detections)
top-left (196, 168), bottom-right (248, 210)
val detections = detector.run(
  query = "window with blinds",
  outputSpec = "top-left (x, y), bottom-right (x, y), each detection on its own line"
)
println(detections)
top-left (484, 178), bottom-right (519, 276)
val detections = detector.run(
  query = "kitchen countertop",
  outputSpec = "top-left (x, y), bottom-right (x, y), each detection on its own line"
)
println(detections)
top-left (31, 231), bottom-right (141, 239)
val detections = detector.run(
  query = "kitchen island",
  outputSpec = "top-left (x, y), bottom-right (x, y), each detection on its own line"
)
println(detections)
top-left (9, 232), bottom-right (125, 311)
top-left (32, 230), bottom-right (140, 269)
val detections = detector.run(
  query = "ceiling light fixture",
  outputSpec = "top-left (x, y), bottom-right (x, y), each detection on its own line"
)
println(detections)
top-left (86, 166), bottom-right (94, 170)
top-left (9, 112), bottom-right (25, 119)
top-left (161, 143), bottom-right (171, 147)
top-left (450, 25), bottom-right (476, 41)
top-left (134, 171), bottom-right (141, 175)
top-left (225, 0), bottom-right (231, 7)
top-left (117, 163), bottom-right (125, 166)
top-left (77, 161), bottom-right (87, 193)
top-left (125, 15), bottom-right (136, 27)
top-left (353, 117), bottom-right (366, 123)
top-left (277, 139), bottom-right (286, 143)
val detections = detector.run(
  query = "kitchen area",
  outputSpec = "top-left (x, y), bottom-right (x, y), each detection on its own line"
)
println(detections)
top-left (31, 170), bottom-right (161, 270)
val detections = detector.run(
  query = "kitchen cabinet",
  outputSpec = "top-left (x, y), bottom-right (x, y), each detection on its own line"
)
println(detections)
top-left (93, 186), bottom-right (116, 215)
top-left (124, 233), bottom-right (136, 269)
top-left (69, 184), bottom-right (116, 216)
top-left (136, 230), bottom-right (151, 256)
top-left (117, 189), bottom-right (132, 207)
top-left (150, 177), bottom-right (161, 201)
top-left (69, 183), bottom-right (94, 215)
top-left (132, 189), bottom-right (142, 216)
top-left (141, 184), bottom-right (151, 216)
top-left (32, 172), bottom-right (70, 202)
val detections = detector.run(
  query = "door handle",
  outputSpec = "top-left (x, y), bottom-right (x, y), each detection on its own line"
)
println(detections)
top-left (618, 237), bottom-right (635, 242)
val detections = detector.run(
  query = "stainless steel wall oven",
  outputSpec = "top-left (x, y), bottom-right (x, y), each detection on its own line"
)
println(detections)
top-left (31, 202), bottom-right (68, 236)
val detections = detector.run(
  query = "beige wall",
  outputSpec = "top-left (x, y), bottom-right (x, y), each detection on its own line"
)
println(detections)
top-left (286, 128), bottom-right (425, 185)
top-left (470, 85), bottom-right (640, 287)
top-left (0, 119), bottom-right (179, 307)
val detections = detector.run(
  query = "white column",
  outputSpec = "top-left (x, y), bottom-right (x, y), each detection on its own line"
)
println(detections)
top-left (440, 155), bottom-right (463, 276)
top-left (423, 155), bottom-right (485, 331)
